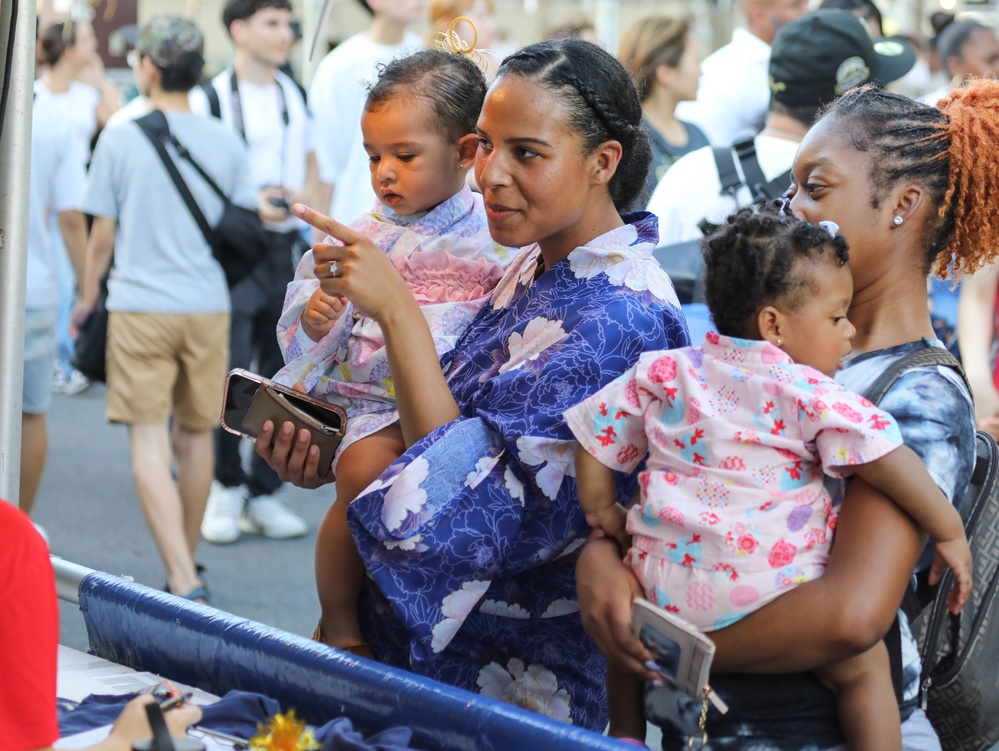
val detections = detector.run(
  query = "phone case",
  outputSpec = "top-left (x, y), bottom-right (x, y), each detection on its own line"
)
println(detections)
top-left (222, 369), bottom-right (346, 479)
top-left (632, 597), bottom-right (716, 700)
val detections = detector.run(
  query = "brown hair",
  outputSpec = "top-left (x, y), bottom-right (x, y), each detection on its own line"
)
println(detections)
top-left (618, 15), bottom-right (691, 102)
top-left (39, 21), bottom-right (75, 67)
top-left (824, 80), bottom-right (999, 279)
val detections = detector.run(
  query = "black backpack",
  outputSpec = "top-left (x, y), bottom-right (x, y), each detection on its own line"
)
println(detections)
top-left (652, 137), bottom-right (792, 305)
top-left (864, 346), bottom-right (999, 751)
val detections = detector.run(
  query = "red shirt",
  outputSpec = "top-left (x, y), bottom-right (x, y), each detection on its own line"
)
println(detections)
top-left (0, 503), bottom-right (59, 751)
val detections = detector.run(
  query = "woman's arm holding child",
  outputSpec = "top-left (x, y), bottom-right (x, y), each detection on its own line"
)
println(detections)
top-left (852, 445), bottom-right (972, 612)
top-left (575, 443), bottom-right (630, 551)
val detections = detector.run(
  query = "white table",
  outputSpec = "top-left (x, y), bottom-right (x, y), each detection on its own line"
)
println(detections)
top-left (57, 646), bottom-right (217, 704)
top-left (56, 646), bottom-right (224, 750)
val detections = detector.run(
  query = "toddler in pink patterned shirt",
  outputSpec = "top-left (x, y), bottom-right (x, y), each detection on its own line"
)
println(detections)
top-left (566, 208), bottom-right (972, 749)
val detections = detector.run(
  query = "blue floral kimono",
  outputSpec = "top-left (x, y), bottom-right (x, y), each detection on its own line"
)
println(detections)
top-left (348, 214), bottom-right (690, 731)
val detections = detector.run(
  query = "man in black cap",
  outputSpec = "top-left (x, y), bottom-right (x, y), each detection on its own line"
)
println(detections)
top-left (648, 9), bottom-right (915, 245)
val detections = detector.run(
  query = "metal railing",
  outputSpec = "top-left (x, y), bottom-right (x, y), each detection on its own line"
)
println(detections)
top-left (52, 555), bottom-right (101, 605)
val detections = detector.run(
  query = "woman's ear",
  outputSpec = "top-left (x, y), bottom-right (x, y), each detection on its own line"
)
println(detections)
top-left (654, 63), bottom-right (677, 90)
top-left (757, 305), bottom-right (785, 346)
top-left (455, 133), bottom-right (478, 170)
top-left (891, 184), bottom-right (925, 227)
top-left (589, 139), bottom-right (623, 188)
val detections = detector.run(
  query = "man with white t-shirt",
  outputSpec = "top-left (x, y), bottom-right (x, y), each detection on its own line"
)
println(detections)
top-left (21, 86), bottom-right (88, 518)
top-left (650, 11), bottom-right (916, 245)
top-left (309, 0), bottom-right (423, 229)
top-left (190, 0), bottom-right (317, 544)
top-left (674, 0), bottom-right (808, 147)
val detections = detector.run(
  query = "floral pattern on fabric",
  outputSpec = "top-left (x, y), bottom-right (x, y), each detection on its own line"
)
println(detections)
top-left (645, 338), bottom-right (975, 749)
top-left (349, 213), bottom-right (689, 731)
top-left (273, 186), bottom-right (507, 470)
top-left (565, 333), bottom-right (903, 631)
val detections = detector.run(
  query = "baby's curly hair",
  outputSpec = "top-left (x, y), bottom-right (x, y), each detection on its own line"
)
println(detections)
top-left (703, 206), bottom-right (850, 338)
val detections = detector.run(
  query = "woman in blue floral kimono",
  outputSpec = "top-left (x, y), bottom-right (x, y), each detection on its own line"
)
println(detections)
top-left (257, 38), bottom-right (689, 731)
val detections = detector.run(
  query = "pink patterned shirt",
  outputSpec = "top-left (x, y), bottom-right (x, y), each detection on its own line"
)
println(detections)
top-left (565, 333), bottom-right (903, 631)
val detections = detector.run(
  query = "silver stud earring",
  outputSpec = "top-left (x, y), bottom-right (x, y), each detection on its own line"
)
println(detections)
top-left (893, 216), bottom-right (904, 226)
top-left (776, 338), bottom-right (783, 347)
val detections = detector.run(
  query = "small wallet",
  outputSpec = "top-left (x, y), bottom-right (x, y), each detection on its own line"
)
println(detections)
top-left (242, 386), bottom-right (346, 478)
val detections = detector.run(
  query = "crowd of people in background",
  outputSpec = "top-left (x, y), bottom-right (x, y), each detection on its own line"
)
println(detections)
top-left (13, 0), bottom-right (999, 747)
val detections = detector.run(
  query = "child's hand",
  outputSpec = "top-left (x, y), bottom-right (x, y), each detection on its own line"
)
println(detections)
top-left (301, 287), bottom-right (346, 342)
top-left (585, 505), bottom-right (630, 553)
top-left (929, 535), bottom-right (973, 614)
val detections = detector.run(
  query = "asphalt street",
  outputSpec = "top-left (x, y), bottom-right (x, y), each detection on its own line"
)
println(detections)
top-left (34, 381), bottom-right (330, 652)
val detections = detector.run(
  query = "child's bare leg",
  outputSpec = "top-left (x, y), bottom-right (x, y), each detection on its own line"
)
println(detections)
top-left (314, 424), bottom-right (405, 651)
top-left (814, 640), bottom-right (901, 751)
top-left (607, 657), bottom-right (648, 742)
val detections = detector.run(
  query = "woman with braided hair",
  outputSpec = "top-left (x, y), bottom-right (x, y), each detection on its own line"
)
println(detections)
top-left (256, 37), bottom-right (689, 728)
top-left (578, 81), bottom-right (999, 748)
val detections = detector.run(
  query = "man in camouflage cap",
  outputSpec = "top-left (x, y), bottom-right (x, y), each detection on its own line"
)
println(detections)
top-left (134, 14), bottom-right (205, 71)
top-left (77, 14), bottom-right (256, 603)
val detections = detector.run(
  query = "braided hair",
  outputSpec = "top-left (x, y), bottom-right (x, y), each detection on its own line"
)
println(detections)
top-left (703, 206), bottom-right (850, 338)
top-left (497, 38), bottom-right (652, 211)
top-left (822, 81), bottom-right (999, 279)
top-left (365, 49), bottom-right (488, 145)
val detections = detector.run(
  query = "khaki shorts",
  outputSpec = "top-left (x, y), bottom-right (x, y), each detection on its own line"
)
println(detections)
top-left (106, 311), bottom-right (229, 431)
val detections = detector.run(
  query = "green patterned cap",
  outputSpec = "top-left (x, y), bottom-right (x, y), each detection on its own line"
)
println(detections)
top-left (136, 14), bottom-right (204, 68)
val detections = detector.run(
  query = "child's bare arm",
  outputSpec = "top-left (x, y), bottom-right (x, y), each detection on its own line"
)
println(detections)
top-left (853, 446), bottom-right (972, 611)
top-left (301, 287), bottom-right (346, 342)
top-left (575, 442), bottom-right (629, 550)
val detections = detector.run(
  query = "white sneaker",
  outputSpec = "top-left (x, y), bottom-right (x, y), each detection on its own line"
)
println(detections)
top-left (239, 494), bottom-right (307, 539)
top-left (201, 481), bottom-right (245, 544)
top-left (62, 369), bottom-right (91, 396)
top-left (51, 366), bottom-right (68, 394)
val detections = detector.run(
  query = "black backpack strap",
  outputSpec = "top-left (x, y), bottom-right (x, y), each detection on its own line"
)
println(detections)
top-left (861, 343), bottom-right (971, 704)
top-left (135, 111), bottom-right (216, 251)
top-left (733, 138), bottom-right (768, 202)
top-left (713, 145), bottom-right (741, 198)
top-left (864, 346), bottom-right (971, 406)
top-left (202, 80), bottom-right (221, 120)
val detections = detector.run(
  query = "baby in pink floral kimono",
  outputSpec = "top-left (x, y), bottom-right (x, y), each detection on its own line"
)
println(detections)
top-left (273, 50), bottom-right (506, 654)
top-left (566, 209), bottom-right (972, 749)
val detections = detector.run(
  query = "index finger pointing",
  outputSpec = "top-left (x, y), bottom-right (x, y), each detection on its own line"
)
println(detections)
top-left (292, 203), bottom-right (364, 245)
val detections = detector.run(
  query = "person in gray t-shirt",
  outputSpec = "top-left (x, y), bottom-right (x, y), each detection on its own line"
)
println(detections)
top-left (76, 15), bottom-right (255, 603)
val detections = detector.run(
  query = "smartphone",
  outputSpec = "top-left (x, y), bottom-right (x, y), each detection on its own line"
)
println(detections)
top-left (220, 369), bottom-right (346, 477)
top-left (632, 598), bottom-right (716, 698)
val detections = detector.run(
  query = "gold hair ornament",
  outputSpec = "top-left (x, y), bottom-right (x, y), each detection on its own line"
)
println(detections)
top-left (434, 16), bottom-right (491, 70)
